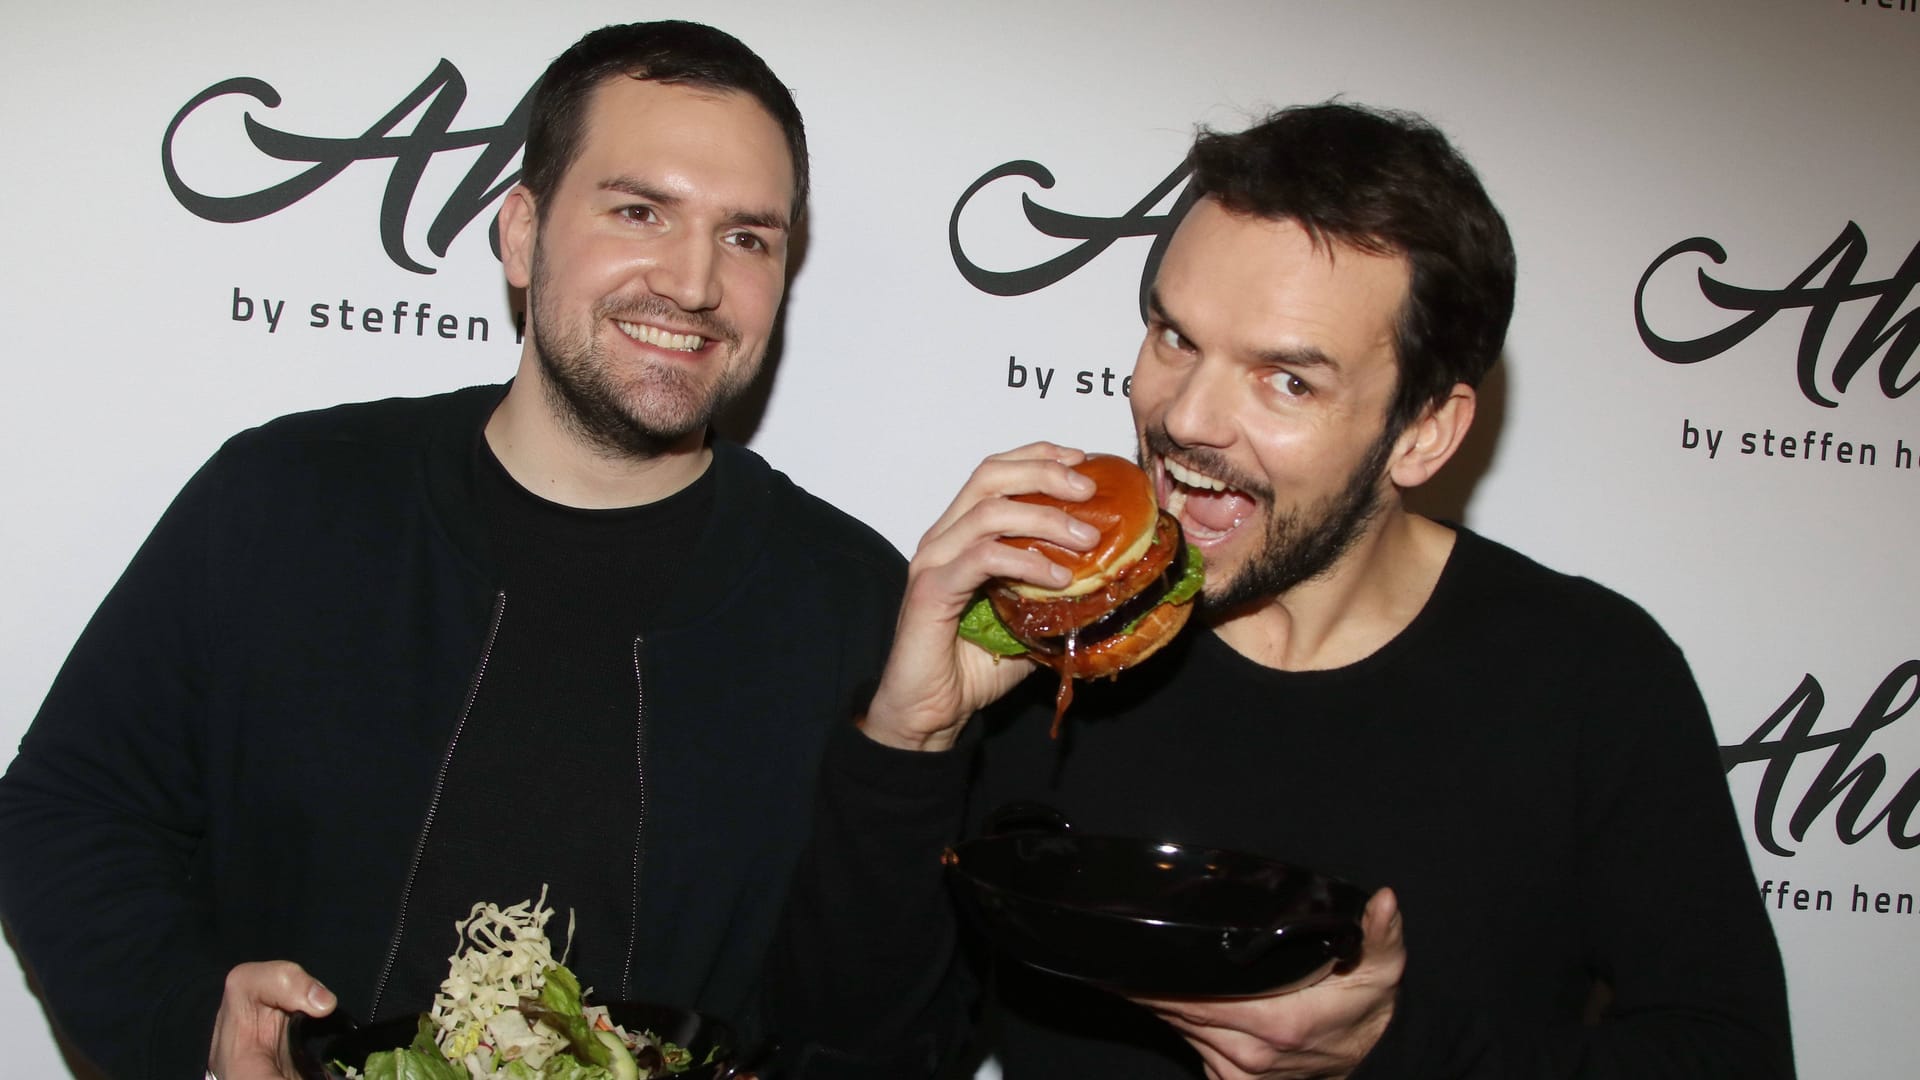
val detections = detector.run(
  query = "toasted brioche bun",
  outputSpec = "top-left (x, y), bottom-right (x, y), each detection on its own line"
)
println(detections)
top-left (999, 454), bottom-right (1159, 600)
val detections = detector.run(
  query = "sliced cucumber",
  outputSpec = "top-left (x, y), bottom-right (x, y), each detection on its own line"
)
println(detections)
top-left (595, 1029), bottom-right (640, 1080)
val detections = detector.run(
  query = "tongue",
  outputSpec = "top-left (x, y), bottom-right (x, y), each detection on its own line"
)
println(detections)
top-left (1182, 487), bottom-right (1254, 535)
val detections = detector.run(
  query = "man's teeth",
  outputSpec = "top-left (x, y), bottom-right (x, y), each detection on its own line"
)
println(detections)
top-left (617, 320), bottom-right (705, 352)
top-left (1164, 458), bottom-right (1227, 492)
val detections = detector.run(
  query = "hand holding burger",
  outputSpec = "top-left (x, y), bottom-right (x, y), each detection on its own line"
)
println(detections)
top-left (959, 453), bottom-right (1203, 734)
top-left (859, 444), bottom-right (1200, 753)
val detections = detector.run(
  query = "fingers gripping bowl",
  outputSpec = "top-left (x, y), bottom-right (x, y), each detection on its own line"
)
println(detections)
top-left (958, 454), bottom-right (1204, 733)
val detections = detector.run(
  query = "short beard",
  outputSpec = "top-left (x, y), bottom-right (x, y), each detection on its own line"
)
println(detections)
top-left (1145, 424), bottom-right (1397, 616)
top-left (528, 242), bottom-right (753, 459)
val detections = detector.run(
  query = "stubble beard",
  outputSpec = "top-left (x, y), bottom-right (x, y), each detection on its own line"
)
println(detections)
top-left (528, 241), bottom-right (756, 460)
top-left (1145, 425), bottom-right (1398, 617)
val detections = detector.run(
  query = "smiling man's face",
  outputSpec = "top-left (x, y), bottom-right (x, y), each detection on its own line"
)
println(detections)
top-left (509, 75), bottom-right (794, 458)
top-left (1131, 198), bottom-right (1413, 610)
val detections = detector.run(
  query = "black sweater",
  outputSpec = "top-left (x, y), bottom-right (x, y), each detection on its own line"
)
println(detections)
top-left (796, 528), bottom-right (1795, 1078)
top-left (0, 385), bottom-right (907, 1079)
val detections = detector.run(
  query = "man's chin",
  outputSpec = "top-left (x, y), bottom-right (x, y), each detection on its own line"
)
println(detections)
top-left (1191, 548), bottom-right (1260, 616)
top-left (555, 388), bottom-right (708, 458)
top-left (590, 369), bottom-right (736, 450)
top-left (1190, 515), bottom-right (1345, 614)
top-left (607, 404), bottom-right (715, 455)
top-left (1195, 580), bottom-right (1264, 622)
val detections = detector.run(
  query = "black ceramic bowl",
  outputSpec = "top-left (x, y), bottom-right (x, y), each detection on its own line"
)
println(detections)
top-left (291, 1001), bottom-right (738, 1079)
top-left (945, 827), bottom-right (1368, 999)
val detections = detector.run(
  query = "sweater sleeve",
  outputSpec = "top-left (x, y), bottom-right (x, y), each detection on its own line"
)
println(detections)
top-left (760, 719), bottom-right (977, 1079)
top-left (0, 453), bottom-right (234, 1080)
top-left (1354, 602), bottom-right (1796, 1079)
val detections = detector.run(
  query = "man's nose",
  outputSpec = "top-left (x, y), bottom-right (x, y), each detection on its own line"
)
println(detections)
top-left (1159, 361), bottom-right (1235, 449)
top-left (644, 231), bottom-right (722, 312)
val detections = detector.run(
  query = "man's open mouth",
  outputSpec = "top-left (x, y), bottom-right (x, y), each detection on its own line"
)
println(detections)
top-left (1157, 455), bottom-right (1257, 543)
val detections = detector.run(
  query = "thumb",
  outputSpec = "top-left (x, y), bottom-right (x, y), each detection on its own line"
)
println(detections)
top-left (1361, 886), bottom-right (1401, 947)
top-left (246, 961), bottom-right (338, 1016)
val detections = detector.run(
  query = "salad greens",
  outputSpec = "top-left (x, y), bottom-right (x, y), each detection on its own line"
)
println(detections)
top-left (351, 1017), bottom-right (465, 1080)
top-left (339, 892), bottom-right (697, 1080)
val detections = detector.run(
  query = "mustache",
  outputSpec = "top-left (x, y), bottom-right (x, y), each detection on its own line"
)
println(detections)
top-left (1141, 426), bottom-right (1274, 502)
top-left (594, 294), bottom-right (740, 347)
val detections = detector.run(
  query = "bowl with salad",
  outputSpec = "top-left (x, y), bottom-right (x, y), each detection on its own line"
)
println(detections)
top-left (292, 892), bottom-right (737, 1080)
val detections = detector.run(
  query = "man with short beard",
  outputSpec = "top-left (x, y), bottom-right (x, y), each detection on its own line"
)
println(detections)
top-left (806, 103), bottom-right (1795, 1077)
top-left (0, 22), bottom-right (920, 1080)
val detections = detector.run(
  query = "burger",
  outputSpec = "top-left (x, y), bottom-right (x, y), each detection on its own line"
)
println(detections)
top-left (958, 454), bottom-right (1203, 732)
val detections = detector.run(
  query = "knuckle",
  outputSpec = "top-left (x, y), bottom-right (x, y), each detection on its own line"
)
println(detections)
top-left (1224, 1048), bottom-right (1273, 1073)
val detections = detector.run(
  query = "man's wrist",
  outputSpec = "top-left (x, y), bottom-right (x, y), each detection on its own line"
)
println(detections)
top-left (1338, 992), bottom-right (1399, 1079)
top-left (855, 712), bottom-right (962, 753)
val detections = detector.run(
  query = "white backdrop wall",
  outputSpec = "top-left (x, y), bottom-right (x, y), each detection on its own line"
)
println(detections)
top-left (3, 1), bottom-right (1915, 1076)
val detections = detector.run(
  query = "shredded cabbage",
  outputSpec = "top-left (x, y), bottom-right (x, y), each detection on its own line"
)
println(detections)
top-left (428, 886), bottom-right (573, 1067)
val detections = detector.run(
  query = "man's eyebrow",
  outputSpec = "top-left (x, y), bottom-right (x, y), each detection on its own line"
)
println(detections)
top-left (596, 176), bottom-right (789, 232)
top-left (598, 176), bottom-right (679, 205)
top-left (725, 206), bottom-right (790, 232)
top-left (1254, 343), bottom-right (1338, 371)
top-left (1147, 288), bottom-right (1340, 371)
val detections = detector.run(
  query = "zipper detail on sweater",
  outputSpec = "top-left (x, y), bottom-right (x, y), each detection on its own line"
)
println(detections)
top-left (622, 635), bottom-right (648, 996)
top-left (369, 589), bottom-right (507, 1019)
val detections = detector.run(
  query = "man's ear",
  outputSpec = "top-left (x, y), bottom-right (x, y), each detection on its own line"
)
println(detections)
top-left (1388, 383), bottom-right (1476, 490)
top-left (499, 184), bottom-right (538, 290)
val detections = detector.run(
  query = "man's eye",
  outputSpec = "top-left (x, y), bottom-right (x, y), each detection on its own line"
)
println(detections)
top-left (619, 205), bottom-right (660, 224)
top-left (1158, 326), bottom-right (1188, 351)
top-left (726, 231), bottom-right (768, 253)
top-left (1273, 372), bottom-right (1311, 398)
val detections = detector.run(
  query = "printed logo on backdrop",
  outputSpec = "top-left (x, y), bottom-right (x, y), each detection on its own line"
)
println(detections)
top-left (1633, 224), bottom-right (1920, 474)
top-left (1727, 660), bottom-right (1920, 919)
top-left (949, 159), bottom-right (1200, 403)
top-left (161, 62), bottom-right (529, 346)
top-left (1634, 229), bottom-right (1919, 911)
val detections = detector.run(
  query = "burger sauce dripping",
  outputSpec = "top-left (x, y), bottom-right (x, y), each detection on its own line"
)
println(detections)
top-left (1052, 628), bottom-right (1079, 739)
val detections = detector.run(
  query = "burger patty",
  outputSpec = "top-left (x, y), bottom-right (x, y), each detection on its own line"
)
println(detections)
top-left (1022, 557), bottom-right (1183, 657)
top-left (988, 512), bottom-right (1183, 647)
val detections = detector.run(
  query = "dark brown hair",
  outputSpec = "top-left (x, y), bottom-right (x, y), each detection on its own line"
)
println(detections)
top-left (521, 21), bottom-right (808, 223)
top-left (1189, 102), bottom-right (1515, 435)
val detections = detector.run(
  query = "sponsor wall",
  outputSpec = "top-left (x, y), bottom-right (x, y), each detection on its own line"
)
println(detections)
top-left (2, 0), bottom-right (1914, 1075)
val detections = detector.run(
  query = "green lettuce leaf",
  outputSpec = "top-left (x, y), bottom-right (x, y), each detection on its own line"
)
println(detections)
top-left (539, 1055), bottom-right (616, 1080)
top-left (533, 964), bottom-right (611, 1069)
top-left (359, 1045), bottom-right (465, 1080)
top-left (409, 1015), bottom-right (443, 1059)
top-left (956, 594), bottom-right (1028, 656)
top-left (1166, 543), bottom-right (1206, 605)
